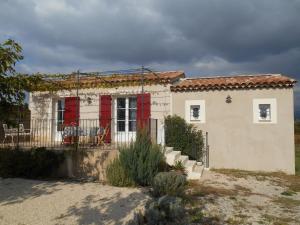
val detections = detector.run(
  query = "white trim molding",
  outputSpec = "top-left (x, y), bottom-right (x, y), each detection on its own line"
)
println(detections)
top-left (185, 100), bottom-right (206, 123)
top-left (253, 98), bottom-right (277, 124)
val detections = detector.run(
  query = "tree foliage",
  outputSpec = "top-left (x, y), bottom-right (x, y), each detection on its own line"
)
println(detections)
top-left (0, 39), bottom-right (23, 75)
top-left (0, 39), bottom-right (24, 96)
top-left (0, 39), bottom-right (25, 121)
top-left (0, 39), bottom-right (58, 122)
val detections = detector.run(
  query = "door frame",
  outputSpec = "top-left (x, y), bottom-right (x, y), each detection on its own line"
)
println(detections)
top-left (114, 96), bottom-right (137, 143)
top-left (52, 98), bottom-right (65, 142)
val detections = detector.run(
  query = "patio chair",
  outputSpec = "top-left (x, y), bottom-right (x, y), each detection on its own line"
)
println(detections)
top-left (89, 127), bottom-right (99, 146)
top-left (61, 125), bottom-right (74, 145)
top-left (61, 125), bottom-right (85, 145)
top-left (2, 124), bottom-right (16, 144)
top-left (97, 124), bottom-right (110, 146)
top-left (18, 124), bottom-right (31, 139)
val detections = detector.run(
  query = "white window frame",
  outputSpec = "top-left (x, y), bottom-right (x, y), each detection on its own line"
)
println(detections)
top-left (114, 96), bottom-right (137, 143)
top-left (185, 100), bottom-right (205, 123)
top-left (56, 98), bottom-right (65, 131)
top-left (253, 98), bottom-right (277, 124)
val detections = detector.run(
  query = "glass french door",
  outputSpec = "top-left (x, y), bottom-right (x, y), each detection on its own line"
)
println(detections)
top-left (53, 99), bottom-right (65, 142)
top-left (114, 97), bottom-right (137, 143)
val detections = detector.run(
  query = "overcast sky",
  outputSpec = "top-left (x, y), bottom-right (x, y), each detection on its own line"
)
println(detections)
top-left (0, 0), bottom-right (299, 117)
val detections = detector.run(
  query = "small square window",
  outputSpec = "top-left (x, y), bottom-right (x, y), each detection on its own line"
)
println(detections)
top-left (259, 104), bottom-right (271, 121)
top-left (253, 98), bottom-right (276, 124)
top-left (185, 100), bottom-right (205, 123)
top-left (190, 105), bottom-right (200, 121)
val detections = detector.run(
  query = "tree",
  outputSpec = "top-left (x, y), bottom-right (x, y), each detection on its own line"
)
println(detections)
top-left (0, 39), bottom-right (23, 75)
top-left (0, 39), bottom-right (25, 122)
top-left (0, 39), bottom-right (75, 123)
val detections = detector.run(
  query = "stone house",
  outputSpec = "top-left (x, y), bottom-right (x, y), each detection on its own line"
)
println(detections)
top-left (28, 71), bottom-right (297, 174)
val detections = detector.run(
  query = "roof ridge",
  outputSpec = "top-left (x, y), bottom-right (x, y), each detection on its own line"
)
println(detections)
top-left (155, 70), bottom-right (184, 73)
top-left (78, 70), bottom-right (184, 78)
top-left (171, 73), bottom-right (296, 92)
top-left (184, 74), bottom-right (282, 80)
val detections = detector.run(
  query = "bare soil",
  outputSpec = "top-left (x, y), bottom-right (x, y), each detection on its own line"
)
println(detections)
top-left (187, 170), bottom-right (300, 225)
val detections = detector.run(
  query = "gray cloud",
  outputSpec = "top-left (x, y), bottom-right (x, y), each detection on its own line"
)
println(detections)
top-left (0, 0), bottom-right (299, 116)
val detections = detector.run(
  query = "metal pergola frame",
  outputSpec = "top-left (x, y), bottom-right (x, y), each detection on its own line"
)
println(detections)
top-left (23, 67), bottom-right (160, 150)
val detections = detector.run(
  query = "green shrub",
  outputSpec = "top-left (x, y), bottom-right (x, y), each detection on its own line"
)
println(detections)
top-left (172, 160), bottom-right (187, 175)
top-left (128, 195), bottom-right (186, 225)
top-left (145, 195), bottom-right (187, 225)
top-left (106, 158), bottom-right (135, 187)
top-left (165, 115), bottom-right (204, 161)
top-left (0, 147), bottom-right (64, 178)
top-left (119, 130), bottom-right (165, 186)
top-left (152, 172), bottom-right (187, 197)
top-left (295, 121), bottom-right (300, 135)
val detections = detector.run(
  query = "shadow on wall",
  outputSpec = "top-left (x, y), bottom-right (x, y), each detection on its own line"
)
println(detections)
top-left (31, 93), bottom-right (52, 119)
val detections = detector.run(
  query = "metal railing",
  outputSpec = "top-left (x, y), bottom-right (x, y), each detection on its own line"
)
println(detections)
top-left (0, 118), bottom-right (158, 150)
top-left (202, 132), bottom-right (209, 168)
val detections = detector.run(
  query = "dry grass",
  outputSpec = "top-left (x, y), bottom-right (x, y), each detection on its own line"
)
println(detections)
top-left (187, 181), bottom-right (256, 199)
top-left (226, 216), bottom-right (248, 225)
top-left (272, 197), bottom-right (300, 209)
top-left (188, 181), bottom-right (237, 197)
top-left (187, 171), bottom-right (300, 225)
top-left (262, 214), bottom-right (297, 225)
top-left (212, 169), bottom-right (300, 192)
top-left (233, 184), bottom-right (252, 194)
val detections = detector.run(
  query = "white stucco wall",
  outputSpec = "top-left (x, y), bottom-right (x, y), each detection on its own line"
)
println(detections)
top-left (171, 88), bottom-right (295, 174)
top-left (29, 84), bottom-right (172, 144)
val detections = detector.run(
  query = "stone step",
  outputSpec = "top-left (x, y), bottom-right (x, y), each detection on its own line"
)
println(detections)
top-left (193, 165), bottom-right (205, 176)
top-left (165, 147), bottom-right (174, 154)
top-left (164, 146), bottom-right (204, 180)
top-left (184, 160), bottom-right (196, 173)
top-left (187, 171), bottom-right (202, 180)
top-left (175, 155), bottom-right (189, 165)
top-left (165, 151), bottom-right (181, 166)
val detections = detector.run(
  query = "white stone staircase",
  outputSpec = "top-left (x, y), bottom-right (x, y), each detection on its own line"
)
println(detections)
top-left (164, 146), bottom-right (204, 180)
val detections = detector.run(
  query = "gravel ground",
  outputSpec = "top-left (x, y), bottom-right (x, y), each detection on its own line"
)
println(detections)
top-left (0, 178), bottom-right (149, 225)
top-left (188, 170), bottom-right (300, 225)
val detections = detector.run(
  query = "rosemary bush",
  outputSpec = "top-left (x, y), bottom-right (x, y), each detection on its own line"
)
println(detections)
top-left (106, 129), bottom-right (165, 187)
top-left (152, 172), bottom-right (187, 197)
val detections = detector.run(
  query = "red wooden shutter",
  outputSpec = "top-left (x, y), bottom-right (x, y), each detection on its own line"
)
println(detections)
top-left (100, 95), bottom-right (112, 143)
top-left (64, 97), bottom-right (80, 126)
top-left (137, 93), bottom-right (151, 129)
top-left (63, 97), bottom-right (80, 144)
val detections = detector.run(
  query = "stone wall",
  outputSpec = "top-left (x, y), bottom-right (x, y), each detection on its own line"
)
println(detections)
top-left (56, 149), bottom-right (119, 182)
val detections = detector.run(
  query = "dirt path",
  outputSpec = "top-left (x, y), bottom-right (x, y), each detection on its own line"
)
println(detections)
top-left (0, 178), bottom-right (149, 225)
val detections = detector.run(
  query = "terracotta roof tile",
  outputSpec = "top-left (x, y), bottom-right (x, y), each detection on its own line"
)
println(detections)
top-left (61, 71), bottom-right (185, 88)
top-left (171, 74), bottom-right (297, 92)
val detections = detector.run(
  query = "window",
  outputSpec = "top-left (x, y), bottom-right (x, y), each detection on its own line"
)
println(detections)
top-left (253, 98), bottom-right (277, 124)
top-left (185, 100), bottom-right (205, 123)
top-left (128, 97), bottom-right (137, 132)
top-left (117, 98), bottom-right (126, 132)
top-left (57, 99), bottom-right (65, 131)
top-left (259, 104), bottom-right (271, 121)
top-left (116, 97), bottom-right (137, 132)
top-left (190, 105), bottom-right (200, 121)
